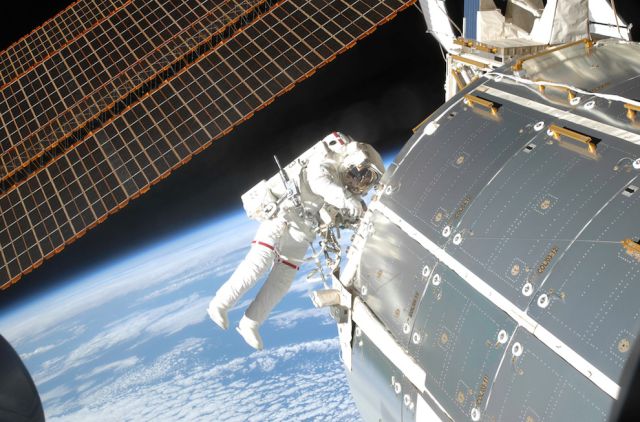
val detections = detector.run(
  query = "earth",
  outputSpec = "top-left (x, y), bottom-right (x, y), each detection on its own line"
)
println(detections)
top-left (0, 211), bottom-right (362, 421)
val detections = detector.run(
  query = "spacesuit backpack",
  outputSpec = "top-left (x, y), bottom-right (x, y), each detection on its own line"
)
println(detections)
top-left (240, 133), bottom-right (353, 222)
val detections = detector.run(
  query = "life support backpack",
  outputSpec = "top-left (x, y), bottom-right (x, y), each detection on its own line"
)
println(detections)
top-left (241, 133), bottom-right (353, 222)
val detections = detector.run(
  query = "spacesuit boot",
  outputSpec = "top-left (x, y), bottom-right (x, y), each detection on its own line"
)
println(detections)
top-left (235, 234), bottom-right (308, 349)
top-left (236, 316), bottom-right (264, 350)
top-left (208, 219), bottom-right (287, 331)
top-left (207, 302), bottom-right (229, 330)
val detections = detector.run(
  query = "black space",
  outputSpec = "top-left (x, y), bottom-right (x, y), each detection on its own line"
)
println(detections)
top-left (1, 2), bottom-right (640, 310)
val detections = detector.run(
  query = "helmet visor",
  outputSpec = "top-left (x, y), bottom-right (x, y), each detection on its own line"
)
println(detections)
top-left (344, 165), bottom-right (380, 194)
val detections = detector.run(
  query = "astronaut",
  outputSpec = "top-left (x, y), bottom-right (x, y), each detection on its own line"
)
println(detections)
top-left (207, 132), bottom-right (384, 350)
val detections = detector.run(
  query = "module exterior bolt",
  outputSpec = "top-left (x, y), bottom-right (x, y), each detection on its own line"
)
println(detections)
top-left (394, 382), bottom-right (402, 394)
top-left (497, 329), bottom-right (508, 344)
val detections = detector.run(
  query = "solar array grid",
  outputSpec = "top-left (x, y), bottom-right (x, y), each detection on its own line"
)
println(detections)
top-left (0, 0), bottom-right (267, 185)
top-left (0, 0), bottom-right (131, 88)
top-left (0, 0), bottom-right (415, 288)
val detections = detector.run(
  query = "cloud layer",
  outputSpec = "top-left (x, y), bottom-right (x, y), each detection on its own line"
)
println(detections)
top-left (0, 215), bottom-right (257, 347)
top-left (0, 213), bottom-right (363, 421)
top-left (45, 338), bottom-right (361, 422)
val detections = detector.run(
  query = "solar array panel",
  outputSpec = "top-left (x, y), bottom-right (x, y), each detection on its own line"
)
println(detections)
top-left (0, 0), bottom-right (131, 89)
top-left (0, 0), bottom-right (262, 183)
top-left (0, 0), bottom-right (415, 289)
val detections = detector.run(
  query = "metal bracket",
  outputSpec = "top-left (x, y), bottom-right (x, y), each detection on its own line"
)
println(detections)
top-left (512, 38), bottom-right (593, 71)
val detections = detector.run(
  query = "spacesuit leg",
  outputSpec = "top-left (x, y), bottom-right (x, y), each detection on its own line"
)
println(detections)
top-left (208, 218), bottom-right (286, 329)
top-left (244, 232), bottom-right (309, 325)
top-left (237, 231), bottom-right (308, 349)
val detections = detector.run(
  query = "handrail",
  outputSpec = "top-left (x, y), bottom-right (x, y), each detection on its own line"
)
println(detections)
top-left (624, 103), bottom-right (640, 120)
top-left (451, 69), bottom-right (465, 90)
top-left (548, 124), bottom-right (596, 154)
top-left (454, 37), bottom-right (497, 54)
top-left (451, 54), bottom-right (490, 69)
top-left (512, 38), bottom-right (593, 71)
top-left (464, 94), bottom-right (497, 115)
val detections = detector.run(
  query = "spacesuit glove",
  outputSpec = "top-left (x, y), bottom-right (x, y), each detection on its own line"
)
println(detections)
top-left (343, 197), bottom-right (364, 220)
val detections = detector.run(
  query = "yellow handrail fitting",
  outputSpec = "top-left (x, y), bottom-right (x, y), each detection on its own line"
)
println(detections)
top-left (412, 108), bottom-right (440, 134)
top-left (451, 69), bottom-right (465, 90)
top-left (535, 82), bottom-right (577, 104)
top-left (624, 103), bottom-right (640, 120)
top-left (464, 94), bottom-right (497, 115)
top-left (451, 54), bottom-right (489, 69)
top-left (454, 38), bottom-right (473, 47)
top-left (512, 38), bottom-right (593, 71)
top-left (622, 239), bottom-right (640, 258)
top-left (548, 124), bottom-right (596, 154)
top-left (454, 37), bottom-right (498, 54)
top-left (412, 115), bottom-right (431, 134)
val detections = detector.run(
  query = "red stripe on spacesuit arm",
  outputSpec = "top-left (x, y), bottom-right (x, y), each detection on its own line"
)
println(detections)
top-left (332, 131), bottom-right (345, 145)
top-left (251, 240), bottom-right (275, 251)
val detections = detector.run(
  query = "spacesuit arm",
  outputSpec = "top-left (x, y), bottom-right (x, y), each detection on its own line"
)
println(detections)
top-left (306, 158), bottom-right (355, 210)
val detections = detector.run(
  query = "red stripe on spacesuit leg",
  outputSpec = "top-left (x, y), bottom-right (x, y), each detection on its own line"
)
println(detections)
top-left (277, 258), bottom-right (300, 270)
top-left (251, 241), bottom-right (297, 269)
top-left (251, 240), bottom-right (275, 251)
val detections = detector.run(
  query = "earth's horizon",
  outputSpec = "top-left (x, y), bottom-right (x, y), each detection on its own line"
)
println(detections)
top-left (0, 210), bottom-right (362, 421)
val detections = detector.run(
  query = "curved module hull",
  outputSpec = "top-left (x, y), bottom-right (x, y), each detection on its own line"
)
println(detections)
top-left (337, 38), bottom-right (640, 421)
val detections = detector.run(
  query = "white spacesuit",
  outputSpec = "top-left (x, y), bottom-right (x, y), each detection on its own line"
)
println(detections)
top-left (207, 132), bottom-right (384, 350)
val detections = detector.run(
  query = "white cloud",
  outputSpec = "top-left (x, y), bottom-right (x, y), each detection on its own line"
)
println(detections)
top-left (40, 385), bottom-right (72, 403)
top-left (67, 324), bottom-right (88, 338)
top-left (43, 337), bottom-right (361, 422)
top-left (20, 343), bottom-right (60, 361)
top-left (138, 259), bottom-right (240, 303)
top-left (268, 307), bottom-right (333, 329)
top-left (75, 356), bottom-right (140, 381)
top-left (138, 273), bottom-right (203, 302)
top-left (229, 298), bottom-right (253, 312)
top-left (289, 276), bottom-right (325, 294)
top-left (0, 216), bottom-right (257, 348)
top-left (250, 356), bottom-right (277, 372)
top-left (40, 356), bottom-right (65, 371)
top-left (145, 296), bottom-right (209, 336)
top-left (31, 294), bottom-right (208, 386)
top-left (65, 294), bottom-right (202, 368)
